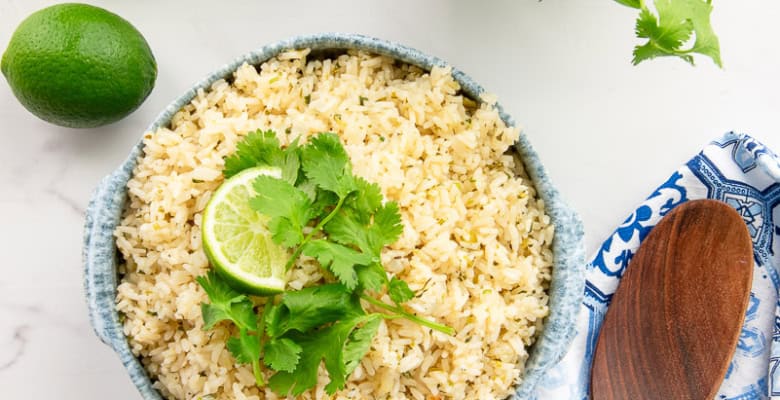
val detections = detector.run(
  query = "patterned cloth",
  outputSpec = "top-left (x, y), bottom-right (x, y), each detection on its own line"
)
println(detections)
top-left (533, 132), bottom-right (780, 400)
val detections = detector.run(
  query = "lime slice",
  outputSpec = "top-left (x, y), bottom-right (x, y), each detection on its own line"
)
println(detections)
top-left (202, 167), bottom-right (288, 295)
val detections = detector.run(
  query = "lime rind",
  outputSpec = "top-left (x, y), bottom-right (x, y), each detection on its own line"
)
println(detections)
top-left (202, 167), bottom-right (288, 295)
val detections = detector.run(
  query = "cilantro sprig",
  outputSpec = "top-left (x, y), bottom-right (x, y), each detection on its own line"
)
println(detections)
top-left (616, 0), bottom-right (722, 67)
top-left (196, 271), bottom-right (264, 386)
top-left (197, 130), bottom-right (453, 396)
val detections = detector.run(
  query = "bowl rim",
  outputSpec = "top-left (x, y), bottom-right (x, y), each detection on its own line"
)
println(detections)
top-left (83, 32), bottom-right (585, 400)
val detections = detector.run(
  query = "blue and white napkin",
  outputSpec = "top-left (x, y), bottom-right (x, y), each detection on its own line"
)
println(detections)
top-left (533, 132), bottom-right (780, 400)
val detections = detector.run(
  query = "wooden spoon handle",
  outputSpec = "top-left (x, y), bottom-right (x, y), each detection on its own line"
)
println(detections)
top-left (590, 199), bottom-right (753, 400)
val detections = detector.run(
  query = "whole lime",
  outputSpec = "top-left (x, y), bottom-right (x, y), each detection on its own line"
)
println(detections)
top-left (1, 3), bottom-right (157, 128)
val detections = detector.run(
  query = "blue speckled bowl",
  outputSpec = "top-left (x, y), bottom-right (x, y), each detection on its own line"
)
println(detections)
top-left (83, 33), bottom-right (585, 400)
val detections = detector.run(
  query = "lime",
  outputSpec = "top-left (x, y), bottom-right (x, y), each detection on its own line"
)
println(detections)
top-left (1, 3), bottom-right (156, 128)
top-left (202, 167), bottom-right (289, 296)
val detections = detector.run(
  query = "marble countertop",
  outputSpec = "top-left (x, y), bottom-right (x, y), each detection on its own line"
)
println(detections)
top-left (1, 1), bottom-right (779, 398)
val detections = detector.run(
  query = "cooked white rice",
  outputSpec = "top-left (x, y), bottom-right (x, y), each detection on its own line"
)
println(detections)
top-left (115, 49), bottom-right (554, 400)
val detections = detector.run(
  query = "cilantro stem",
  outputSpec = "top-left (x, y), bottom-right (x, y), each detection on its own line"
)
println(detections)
top-left (252, 299), bottom-right (274, 387)
top-left (258, 299), bottom-right (273, 347)
top-left (313, 196), bottom-right (346, 236)
top-left (647, 39), bottom-right (695, 56)
top-left (252, 359), bottom-right (264, 387)
top-left (359, 294), bottom-right (455, 335)
top-left (285, 196), bottom-right (347, 270)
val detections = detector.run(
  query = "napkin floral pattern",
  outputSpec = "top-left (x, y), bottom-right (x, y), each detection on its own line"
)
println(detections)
top-left (534, 132), bottom-right (780, 399)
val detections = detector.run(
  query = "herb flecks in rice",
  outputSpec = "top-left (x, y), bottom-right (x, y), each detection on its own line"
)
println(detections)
top-left (115, 49), bottom-right (554, 400)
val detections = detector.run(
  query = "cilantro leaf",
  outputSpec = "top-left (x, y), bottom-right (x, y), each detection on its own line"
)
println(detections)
top-left (370, 202), bottom-right (403, 251)
top-left (620, 0), bottom-right (722, 67)
top-left (265, 284), bottom-right (357, 337)
top-left (614, 0), bottom-right (641, 7)
top-left (223, 130), bottom-right (281, 178)
top-left (267, 217), bottom-right (303, 248)
top-left (223, 130), bottom-right (300, 183)
top-left (196, 271), bottom-right (257, 331)
top-left (227, 329), bottom-right (261, 364)
top-left (267, 333), bottom-right (323, 396)
top-left (264, 338), bottom-right (303, 373)
top-left (325, 201), bottom-right (403, 257)
top-left (388, 277), bottom-right (415, 305)
top-left (346, 177), bottom-right (383, 221)
top-left (301, 240), bottom-right (373, 290)
top-left (355, 262), bottom-right (388, 292)
top-left (324, 209), bottom-right (371, 253)
top-left (226, 328), bottom-right (264, 386)
top-left (250, 175), bottom-right (313, 223)
top-left (268, 314), bottom-right (378, 396)
top-left (638, 6), bottom-right (692, 49)
top-left (310, 187), bottom-right (340, 219)
top-left (250, 175), bottom-right (315, 247)
top-left (281, 137), bottom-right (302, 185)
top-left (266, 370), bottom-right (297, 397)
top-left (680, 0), bottom-right (721, 66)
top-left (320, 318), bottom-right (360, 394)
top-left (324, 200), bottom-right (402, 292)
top-left (263, 301), bottom-right (283, 338)
top-left (301, 133), bottom-right (357, 198)
top-left (632, 3), bottom-right (694, 65)
top-left (200, 300), bottom-right (256, 331)
top-left (267, 331), bottom-right (337, 396)
top-left (296, 180), bottom-right (318, 202)
top-left (343, 315), bottom-right (381, 374)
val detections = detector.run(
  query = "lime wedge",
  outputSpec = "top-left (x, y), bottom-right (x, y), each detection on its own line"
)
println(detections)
top-left (201, 167), bottom-right (288, 295)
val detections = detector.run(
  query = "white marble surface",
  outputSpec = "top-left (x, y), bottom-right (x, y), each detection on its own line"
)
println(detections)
top-left (1, 0), bottom-right (779, 398)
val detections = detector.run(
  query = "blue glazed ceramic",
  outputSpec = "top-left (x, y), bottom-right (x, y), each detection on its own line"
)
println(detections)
top-left (83, 33), bottom-right (585, 400)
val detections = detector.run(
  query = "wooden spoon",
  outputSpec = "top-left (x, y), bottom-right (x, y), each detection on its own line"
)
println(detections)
top-left (590, 199), bottom-right (753, 400)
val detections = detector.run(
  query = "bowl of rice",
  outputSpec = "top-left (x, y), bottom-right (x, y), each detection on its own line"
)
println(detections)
top-left (83, 33), bottom-right (585, 400)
